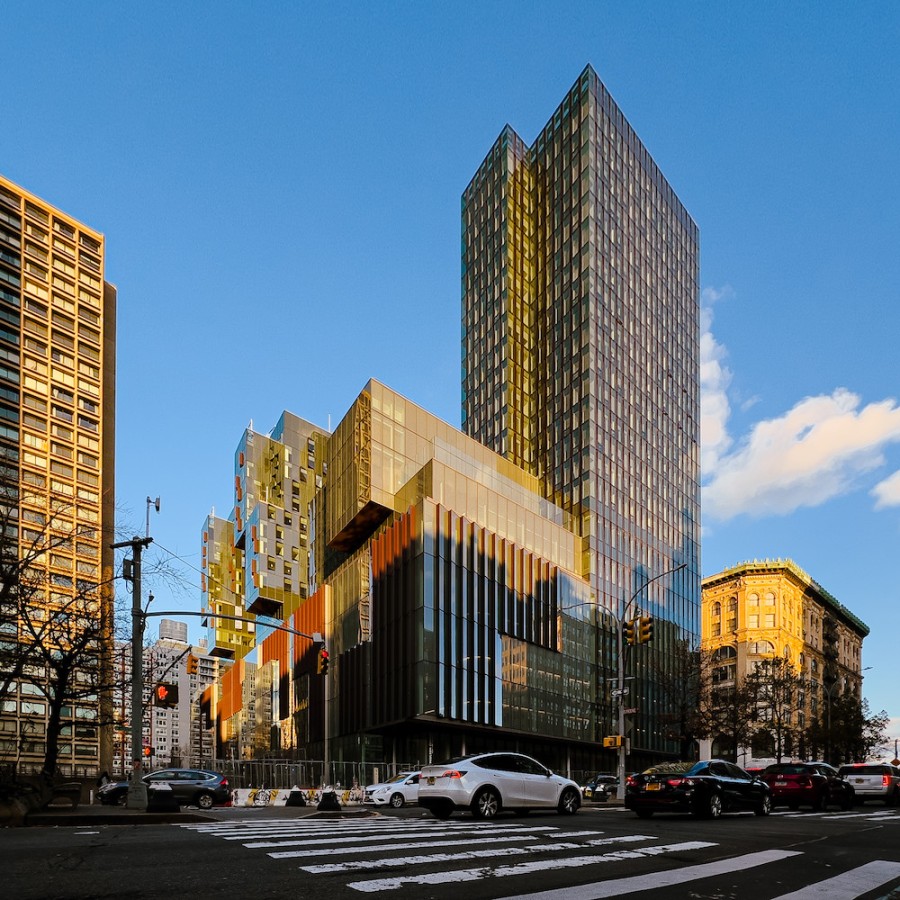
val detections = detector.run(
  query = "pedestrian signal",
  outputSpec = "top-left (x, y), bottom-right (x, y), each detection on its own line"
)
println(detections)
top-left (154, 683), bottom-right (179, 708)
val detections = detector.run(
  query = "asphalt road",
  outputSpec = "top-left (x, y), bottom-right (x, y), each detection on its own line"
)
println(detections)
top-left (5, 802), bottom-right (900, 899)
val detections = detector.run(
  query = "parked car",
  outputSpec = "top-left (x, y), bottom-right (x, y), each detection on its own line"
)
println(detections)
top-left (625, 759), bottom-right (771, 819)
top-left (363, 771), bottom-right (421, 808)
top-left (582, 773), bottom-right (617, 802)
top-left (761, 761), bottom-right (854, 811)
top-left (97, 768), bottom-right (230, 809)
top-left (418, 751), bottom-right (582, 820)
top-left (837, 763), bottom-right (900, 805)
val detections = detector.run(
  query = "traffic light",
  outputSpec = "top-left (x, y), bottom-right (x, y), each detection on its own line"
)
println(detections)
top-left (317, 647), bottom-right (329, 675)
top-left (154, 683), bottom-right (179, 708)
top-left (186, 653), bottom-right (199, 675)
top-left (638, 615), bottom-right (654, 643)
top-left (622, 618), bottom-right (637, 645)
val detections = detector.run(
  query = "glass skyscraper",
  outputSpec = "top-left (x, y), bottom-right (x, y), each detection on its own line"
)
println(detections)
top-left (462, 66), bottom-right (701, 758)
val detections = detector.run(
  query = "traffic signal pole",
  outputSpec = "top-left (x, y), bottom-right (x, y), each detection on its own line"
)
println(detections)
top-left (112, 535), bottom-right (153, 809)
top-left (614, 562), bottom-right (687, 801)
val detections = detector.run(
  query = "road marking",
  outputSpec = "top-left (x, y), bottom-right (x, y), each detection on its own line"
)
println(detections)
top-left (495, 848), bottom-right (802, 900)
top-left (346, 840), bottom-right (718, 892)
top-left (770, 860), bottom-right (900, 899)
top-left (270, 833), bottom-right (540, 858)
top-left (299, 835), bottom-right (658, 874)
top-left (243, 824), bottom-right (560, 849)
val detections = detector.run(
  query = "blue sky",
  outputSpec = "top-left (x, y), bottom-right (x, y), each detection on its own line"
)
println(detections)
top-left (4, 3), bottom-right (899, 748)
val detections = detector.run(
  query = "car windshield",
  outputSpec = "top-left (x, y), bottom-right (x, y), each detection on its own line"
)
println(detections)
top-left (765, 764), bottom-right (808, 774)
top-left (385, 773), bottom-right (411, 784)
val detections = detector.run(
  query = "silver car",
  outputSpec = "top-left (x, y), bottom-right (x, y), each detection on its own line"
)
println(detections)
top-left (418, 752), bottom-right (581, 819)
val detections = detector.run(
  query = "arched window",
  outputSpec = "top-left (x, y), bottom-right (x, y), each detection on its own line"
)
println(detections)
top-left (748, 593), bottom-right (759, 606)
top-left (712, 601), bottom-right (721, 617)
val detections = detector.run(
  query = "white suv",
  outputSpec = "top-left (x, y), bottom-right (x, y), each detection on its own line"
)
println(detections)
top-left (418, 752), bottom-right (581, 820)
top-left (837, 763), bottom-right (900, 805)
top-left (363, 771), bottom-right (420, 807)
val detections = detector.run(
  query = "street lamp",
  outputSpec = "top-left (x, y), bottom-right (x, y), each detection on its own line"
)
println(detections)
top-left (614, 562), bottom-right (687, 800)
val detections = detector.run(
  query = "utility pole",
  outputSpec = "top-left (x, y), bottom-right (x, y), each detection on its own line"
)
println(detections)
top-left (112, 535), bottom-right (152, 809)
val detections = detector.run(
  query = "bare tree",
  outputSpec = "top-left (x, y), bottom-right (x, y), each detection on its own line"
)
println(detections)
top-left (703, 680), bottom-right (759, 762)
top-left (744, 656), bottom-right (804, 763)
top-left (652, 638), bottom-right (706, 758)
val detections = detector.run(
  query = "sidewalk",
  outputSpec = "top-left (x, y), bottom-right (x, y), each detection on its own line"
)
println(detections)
top-left (23, 800), bottom-right (377, 827)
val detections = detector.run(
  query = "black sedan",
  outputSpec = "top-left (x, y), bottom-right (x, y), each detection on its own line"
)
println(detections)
top-left (625, 759), bottom-right (772, 819)
top-left (97, 768), bottom-right (231, 809)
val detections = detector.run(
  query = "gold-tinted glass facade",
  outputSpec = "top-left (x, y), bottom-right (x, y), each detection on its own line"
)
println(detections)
top-left (0, 174), bottom-right (115, 776)
top-left (324, 381), bottom-right (596, 767)
top-left (201, 413), bottom-right (328, 659)
top-left (462, 67), bottom-right (701, 757)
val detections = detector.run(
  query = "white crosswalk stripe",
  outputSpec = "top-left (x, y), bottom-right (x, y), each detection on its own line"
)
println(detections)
top-left (302, 834), bottom-right (666, 875)
top-left (499, 849), bottom-right (802, 899)
top-left (768, 860), bottom-right (900, 899)
top-left (346, 841), bottom-right (721, 893)
top-left (178, 815), bottom-right (900, 897)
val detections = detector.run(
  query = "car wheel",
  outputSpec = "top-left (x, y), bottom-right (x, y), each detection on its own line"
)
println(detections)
top-left (471, 787), bottom-right (501, 820)
top-left (196, 792), bottom-right (214, 810)
top-left (635, 809), bottom-right (654, 819)
top-left (390, 792), bottom-right (404, 809)
top-left (697, 791), bottom-right (722, 819)
top-left (755, 794), bottom-right (772, 817)
top-left (115, 792), bottom-right (127, 807)
top-left (558, 787), bottom-right (580, 815)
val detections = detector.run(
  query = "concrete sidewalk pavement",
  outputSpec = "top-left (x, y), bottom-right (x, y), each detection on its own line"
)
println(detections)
top-left (22, 800), bottom-right (379, 827)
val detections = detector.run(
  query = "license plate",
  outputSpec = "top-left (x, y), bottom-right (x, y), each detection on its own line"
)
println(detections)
top-left (427, 777), bottom-right (435, 785)
top-left (775, 780), bottom-right (787, 786)
top-left (646, 782), bottom-right (661, 791)
top-left (853, 778), bottom-right (864, 784)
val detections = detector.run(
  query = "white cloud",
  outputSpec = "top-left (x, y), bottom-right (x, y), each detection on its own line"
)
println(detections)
top-left (703, 389), bottom-right (900, 521)
top-left (873, 470), bottom-right (900, 509)
top-left (699, 288), bottom-right (734, 474)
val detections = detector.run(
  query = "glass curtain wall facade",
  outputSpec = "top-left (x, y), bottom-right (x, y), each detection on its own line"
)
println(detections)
top-left (322, 380), bottom-right (597, 772)
top-left (462, 66), bottom-right (701, 760)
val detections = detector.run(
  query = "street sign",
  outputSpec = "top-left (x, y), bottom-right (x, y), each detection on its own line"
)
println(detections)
top-left (623, 707), bottom-right (638, 714)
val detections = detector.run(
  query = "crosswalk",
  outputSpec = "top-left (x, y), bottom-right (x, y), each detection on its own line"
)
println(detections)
top-left (179, 815), bottom-right (900, 897)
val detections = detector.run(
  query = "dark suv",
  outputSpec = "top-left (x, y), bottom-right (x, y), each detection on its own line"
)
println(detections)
top-left (98, 768), bottom-right (230, 809)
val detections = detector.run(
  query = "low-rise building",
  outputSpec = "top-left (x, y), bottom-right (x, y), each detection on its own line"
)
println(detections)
top-left (701, 559), bottom-right (869, 765)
